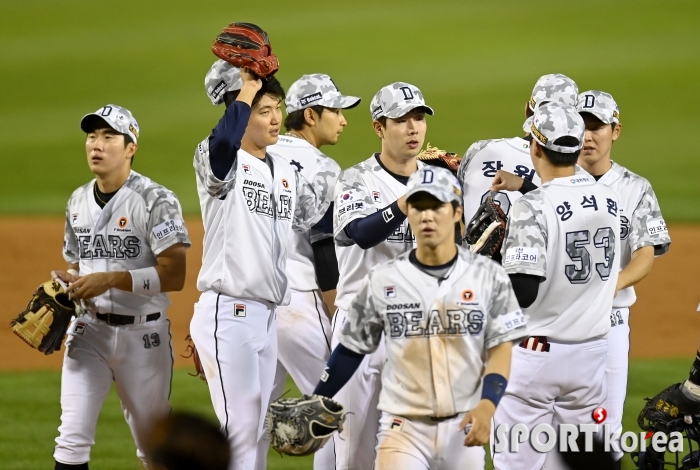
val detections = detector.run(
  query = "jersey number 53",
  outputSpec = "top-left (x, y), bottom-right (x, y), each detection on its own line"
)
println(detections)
top-left (564, 228), bottom-right (616, 284)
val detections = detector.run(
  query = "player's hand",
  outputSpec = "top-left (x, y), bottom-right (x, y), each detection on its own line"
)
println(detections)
top-left (240, 67), bottom-right (263, 93)
top-left (65, 272), bottom-right (114, 300)
top-left (490, 170), bottom-right (524, 192)
top-left (51, 270), bottom-right (80, 285)
top-left (460, 399), bottom-right (496, 447)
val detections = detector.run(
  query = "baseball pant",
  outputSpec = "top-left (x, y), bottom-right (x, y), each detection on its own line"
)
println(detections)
top-left (270, 289), bottom-right (334, 470)
top-left (492, 338), bottom-right (607, 470)
top-left (605, 307), bottom-right (630, 462)
top-left (375, 412), bottom-right (485, 470)
top-left (190, 292), bottom-right (277, 470)
top-left (330, 307), bottom-right (386, 470)
top-left (54, 313), bottom-right (173, 466)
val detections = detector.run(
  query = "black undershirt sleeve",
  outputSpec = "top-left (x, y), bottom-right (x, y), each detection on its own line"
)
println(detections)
top-left (313, 343), bottom-right (365, 398)
top-left (508, 273), bottom-right (543, 308)
top-left (208, 101), bottom-right (251, 180)
top-left (346, 201), bottom-right (406, 249)
top-left (519, 179), bottom-right (539, 195)
top-left (312, 237), bottom-right (339, 292)
top-left (312, 203), bottom-right (334, 234)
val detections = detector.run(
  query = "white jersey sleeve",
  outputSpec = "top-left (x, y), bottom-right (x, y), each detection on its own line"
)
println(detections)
top-left (501, 195), bottom-right (548, 278)
top-left (143, 184), bottom-right (190, 255)
top-left (193, 138), bottom-right (237, 200)
top-left (338, 270), bottom-right (383, 355)
top-left (291, 149), bottom-right (339, 232)
top-left (627, 179), bottom-right (669, 254)
top-left (484, 262), bottom-right (527, 349)
top-left (332, 166), bottom-right (378, 246)
top-left (63, 198), bottom-right (80, 265)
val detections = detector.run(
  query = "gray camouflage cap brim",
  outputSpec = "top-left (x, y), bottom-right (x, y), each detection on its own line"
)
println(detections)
top-left (285, 73), bottom-right (361, 113)
top-left (530, 102), bottom-right (585, 153)
top-left (205, 59), bottom-right (244, 106)
top-left (577, 90), bottom-right (620, 125)
top-left (405, 167), bottom-right (462, 205)
top-left (370, 82), bottom-right (434, 120)
top-left (80, 104), bottom-right (140, 143)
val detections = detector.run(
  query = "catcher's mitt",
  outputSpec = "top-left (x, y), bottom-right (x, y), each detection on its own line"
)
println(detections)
top-left (465, 196), bottom-right (507, 258)
top-left (10, 279), bottom-right (77, 355)
top-left (416, 144), bottom-right (462, 175)
top-left (265, 394), bottom-right (345, 456)
top-left (212, 23), bottom-right (279, 78)
top-left (638, 383), bottom-right (700, 432)
top-left (182, 335), bottom-right (207, 381)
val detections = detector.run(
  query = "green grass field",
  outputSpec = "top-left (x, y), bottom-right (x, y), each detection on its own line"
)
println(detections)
top-left (0, 360), bottom-right (693, 469)
top-left (0, 0), bottom-right (698, 219)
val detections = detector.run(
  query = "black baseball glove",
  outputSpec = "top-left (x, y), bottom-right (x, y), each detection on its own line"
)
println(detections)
top-left (638, 383), bottom-right (700, 433)
top-left (10, 279), bottom-right (77, 355)
top-left (465, 196), bottom-right (507, 258)
top-left (265, 394), bottom-right (346, 456)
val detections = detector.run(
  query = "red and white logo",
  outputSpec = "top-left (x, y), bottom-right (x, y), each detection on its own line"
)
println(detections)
top-left (242, 164), bottom-right (251, 174)
top-left (234, 304), bottom-right (246, 317)
top-left (390, 417), bottom-right (404, 431)
top-left (384, 286), bottom-right (396, 298)
top-left (72, 213), bottom-right (79, 225)
top-left (372, 191), bottom-right (381, 202)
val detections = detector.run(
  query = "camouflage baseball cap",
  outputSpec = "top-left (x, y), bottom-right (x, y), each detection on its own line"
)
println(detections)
top-left (205, 59), bottom-right (244, 106)
top-left (577, 90), bottom-right (620, 125)
top-left (80, 104), bottom-right (140, 143)
top-left (370, 82), bottom-right (434, 120)
top-left (523, 73), bottom-right (579, 133)
top-left (405, 167), bottom-right (462, 205)
top-left (530, 102), bottom-right (585, 153)
top-left (285, 74), bottom-right (360, 113)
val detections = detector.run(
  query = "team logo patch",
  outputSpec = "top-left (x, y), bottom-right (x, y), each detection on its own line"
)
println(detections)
top-left (72, 213), bottom-right (79, 225)
top-left (384, 286), bottom-right (396, 298)
top-left (118, 217), bottom-right (128, 228)
top-left (390, 417), bottom-right (404, 431)
top-left (234, 304), bottom-right (246, 317)
top-left (73, 321), bottom-right (86, 335)
top-left (242, 164), bottom-right (251, 175)
top-left (461, 289), bottom-right (475, 302)
top-left (372, 191), bottom-right (381, 203)
top-left (281, 179), bottom-right (289, 190)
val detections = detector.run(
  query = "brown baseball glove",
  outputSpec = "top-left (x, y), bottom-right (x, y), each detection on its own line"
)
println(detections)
top-left (183, 335), bottom-right (207, 381)
top-left (465, 196), bottom-right (507, 258)
top-left (416, 144), bottom-right (462, 175)
top-left (10, 279), bottom-right (77, 355)
top-left (212, 22), bottom-right (279, 78)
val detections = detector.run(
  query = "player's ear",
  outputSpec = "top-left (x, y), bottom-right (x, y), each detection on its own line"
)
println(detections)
top-left (372, 120), bottom-right (384, 139)
top-left (453, 204), bottom-right (463, 222)
top-left (126, 143), bottom-right (137, 159)
top-left (611, 122), bottom-right (622, 142)
top-left (304, 108), bottom-right (316, 127)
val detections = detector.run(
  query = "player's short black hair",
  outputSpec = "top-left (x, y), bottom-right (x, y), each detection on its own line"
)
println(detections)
top-left (540, 136), bottom-right (581, 167)
top-left (376, 116), bottom-right (388, 128)
top-left (223, 76), bottom-right (285, 110)
top-left (284, 105), bottom-right (326, 131)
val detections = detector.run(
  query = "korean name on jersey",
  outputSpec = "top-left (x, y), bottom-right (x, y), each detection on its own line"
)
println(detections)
top-left (332, 155), bottom-right (426, 311)
top-left (457, 138), bottom-right (541, 220)
top-left (501, 174), bottom-right (621, 342)
top-left (194, 137), bottom-right (333, 304)
top-left (64, 171), bottom-right (190, 315)
top-left (338, 249), bottom-right (526, 418)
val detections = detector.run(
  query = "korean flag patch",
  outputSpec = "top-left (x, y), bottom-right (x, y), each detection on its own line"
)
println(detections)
top-left (384, 286), bottom-right (396, 298)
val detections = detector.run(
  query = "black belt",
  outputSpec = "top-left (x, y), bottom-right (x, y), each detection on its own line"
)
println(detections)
top-left (96, 312), bottom-right (160, 326)
top-left (430, 414), bottom-right (458, 422)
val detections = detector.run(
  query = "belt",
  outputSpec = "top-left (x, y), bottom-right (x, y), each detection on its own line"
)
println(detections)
top-left (430, 414), bottom-right (458, 422)
top-left (519, 336), bottom-right (550, 352)
top-left (96, 312), bottom-right (160, 326)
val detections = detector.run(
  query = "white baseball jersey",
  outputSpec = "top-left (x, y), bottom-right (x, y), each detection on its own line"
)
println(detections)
top-left (63, 170), bottom-right (191, 315)
top-left (501, 174), bottom-right (621, 341)
top-left (333, 154), bottom-right (425, 311)
top-left (268, 135), bottom-right (341, 292)
top-left (457, 137), bottom-right (541, 221)
top-left (337, 248), bottom-right (526, 418)
top-left (598, 161), bottom-right (671, 308)
top-left (193, 137), bottom-right (336, 303)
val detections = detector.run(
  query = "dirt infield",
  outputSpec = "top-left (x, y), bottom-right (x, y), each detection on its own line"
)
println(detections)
top-left (1, 217), bottom-right (698, 371)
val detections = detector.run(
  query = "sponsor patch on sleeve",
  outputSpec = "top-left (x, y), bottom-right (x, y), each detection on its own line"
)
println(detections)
top-left (504, 246), bottom-right (539, 264)
top-left (152, 219), bottom-right (186, 240)
top-left (499, 309), bottom-right (526, 331)
top-left (337, 201), bottom-right (365, 217)
top-left (646, 218), bottom-right (668, 236)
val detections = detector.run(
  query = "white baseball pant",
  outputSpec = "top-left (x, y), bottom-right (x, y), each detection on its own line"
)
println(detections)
top-left (375, 412), bottom-right (485, 470)
top-left (270, 289), bottom-right (334, 469)
top-left (330, 307), bottom-right (386, 470)
top-left (54, 313), bottom-right (173, 466)
top-left (605, 307), bottom-right (630, 462)
top-left (190, 291), bottom-right (277, 470)
top-left (492, 338), bottom-right (607, 470)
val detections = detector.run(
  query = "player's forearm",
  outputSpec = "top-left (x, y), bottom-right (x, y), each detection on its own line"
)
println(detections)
top-left (208, 101), bottom-right (251, 180)
top-left (616, 245), bottom-right (654, 293)
top-left (484, 342), bottom-right (512, 380)
top-left (313, 343), bottom-right (365, 398)
top-left (346, 201), bottom-right (407, 249)
top-left (154, 244), bottom-right (188, 292)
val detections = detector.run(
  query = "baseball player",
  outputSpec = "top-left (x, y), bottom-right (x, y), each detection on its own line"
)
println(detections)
top-left (189, 61), bottom-right (336, 470)
top-left (492, 102), bottom-right (621, 470)
top-left (267, 73), bottom-right (360, 469)
top-left (331, 82), bottom-right (432, 469)
top-left (457, 74), bottom-right (577, 225)
top-left (313, 166), bottom-right (526, 469)
top-left (52, 104), bottom-right (190, 469)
